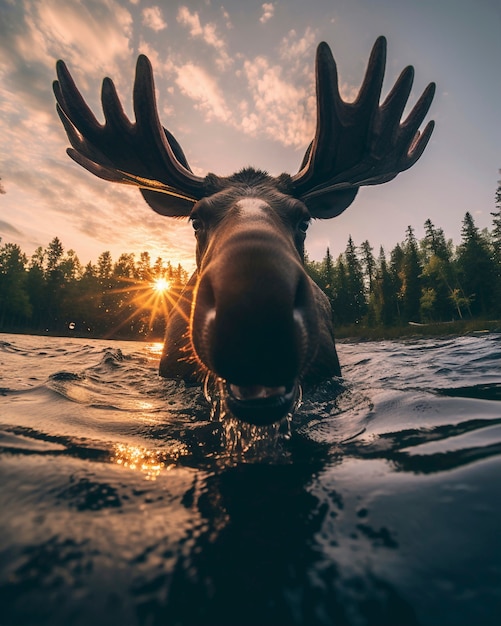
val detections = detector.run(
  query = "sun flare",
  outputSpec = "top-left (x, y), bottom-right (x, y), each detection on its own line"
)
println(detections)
top-left (153, 277), bottom-right (171, 293)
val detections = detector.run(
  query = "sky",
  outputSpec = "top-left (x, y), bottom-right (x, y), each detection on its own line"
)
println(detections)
top-left (0, 0), bottom-right (500, 271)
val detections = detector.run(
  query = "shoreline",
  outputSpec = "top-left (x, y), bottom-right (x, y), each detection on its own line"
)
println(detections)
top-left (335, 319), bottom-right (501, 342)
top-left (2, 319), bottom-right (501, 344)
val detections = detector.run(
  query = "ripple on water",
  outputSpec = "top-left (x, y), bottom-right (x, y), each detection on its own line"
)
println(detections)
top-left (1, 333), bottom-right (501, 626)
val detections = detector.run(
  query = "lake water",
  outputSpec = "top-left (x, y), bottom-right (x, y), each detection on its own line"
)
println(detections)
top-left (1, 332), bottom-right (500, 626)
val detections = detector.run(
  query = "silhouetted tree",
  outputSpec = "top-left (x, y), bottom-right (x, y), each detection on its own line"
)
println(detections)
top-left (3, 194), bottom-right (501, 339)
top-left (0, 242), bottom-right (31, 328)
top-left (26, 247), bottom-right (47, 329)
top-left (491, 176), bottom-right (501, 314)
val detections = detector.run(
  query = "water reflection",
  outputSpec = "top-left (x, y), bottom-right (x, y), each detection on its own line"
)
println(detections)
top-left (112, 442), bottom-right (187, 480)
top-left (144, 341), bottom-right (164, 358)
top-left (142, 439), bottom-right (418, 626)
top-left (2, 333), bottom-right (500, 626)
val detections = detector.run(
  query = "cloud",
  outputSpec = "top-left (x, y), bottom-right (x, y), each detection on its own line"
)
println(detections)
top-left (0, 220), bottom-right (22, 236)
top-left (242, 56), bottom-right (315, 148)
top-left (260, 3), bottom-right (275, 24)
top-left (19, 0), bottom-right (133, 77)
top-left (142, 6), bottom-right (167, 32)
top-left (279, 28), bottom-right (317, 66)
top-left (174, 63), bottom-right (232, 123)
top-left (176, 6), bottom-right (231, 70)
top-left (220, 6), bottom-right (233, 29)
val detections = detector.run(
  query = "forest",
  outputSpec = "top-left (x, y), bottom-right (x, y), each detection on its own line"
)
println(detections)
top-left (0, 241), bottom-right (190, 340)
top-left (1, 193), bottom-right (501, 341)
top-left (306, 207), bottom-right (501, 333)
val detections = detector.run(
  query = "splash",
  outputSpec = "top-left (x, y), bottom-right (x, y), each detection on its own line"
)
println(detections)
top-left (202, 373), bottom-right (296, 461)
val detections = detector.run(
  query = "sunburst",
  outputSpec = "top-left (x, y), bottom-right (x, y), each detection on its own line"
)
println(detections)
top-left (153, 277), bottom-right (171, 293)
top-left (97, 273), bottom-right (190, 339)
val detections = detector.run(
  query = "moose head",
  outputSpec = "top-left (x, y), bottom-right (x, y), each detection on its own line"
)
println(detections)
top-left (54, 37), bottom-right (435, 425)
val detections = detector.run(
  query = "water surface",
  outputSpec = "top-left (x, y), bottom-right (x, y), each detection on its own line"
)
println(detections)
top-left (1, 332), bottom-right (500, 625)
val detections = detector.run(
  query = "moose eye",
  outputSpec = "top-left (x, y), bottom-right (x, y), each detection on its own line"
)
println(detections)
top-left (190, 217), bottom-right (203, 232)
top-left (298, 218), bottom-right (311, 234)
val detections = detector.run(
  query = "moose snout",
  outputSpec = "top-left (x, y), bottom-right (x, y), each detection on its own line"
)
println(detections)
top-left (191, 252), bottom-right (318, 389)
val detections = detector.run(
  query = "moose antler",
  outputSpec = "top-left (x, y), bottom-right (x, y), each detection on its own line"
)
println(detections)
top-left (54, 37), bottom-right (434, 217)
top-left (291, 36), bottom-right (435, 216)
top-left (53, 55), bottom-right (206, 214)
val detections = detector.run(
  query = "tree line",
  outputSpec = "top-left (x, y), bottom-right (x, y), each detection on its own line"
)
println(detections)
top-left (0, 239), bottom-right (189, 339)
top-left (1, 187), bottom-right (501, 339)
top-left (306, 204), bottom-right (501, 328)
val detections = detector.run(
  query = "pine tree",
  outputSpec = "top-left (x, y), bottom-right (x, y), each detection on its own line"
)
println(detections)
top-left (45, 237), bottom-right (66, 330)
top-left (97, 251), bottom-right (113, 281)
top-left (371, 247), bottom-right (396, 326)
top-left (360, 240), bottom-right (376, 293)
top-left (389, 242), bottom-right (404, 322)
top-left (344, 236), bottom-right (367, 324)
top-left (321, 247), bottom-right (334, 290)
top-left (401, 226), bottom-right (422, 322)
top-left (456, 212), bottom-right (496, 316)
top-left (0, 242), bottom-right (31, 328)
top-left (420, 219), bottom-right (456, 321)
top-left (137, 252), bottom-right (153, 282)
top-left (491, 174), bottom-right (501, 314)
top-left (26, 247), bottom-right (47, 329)
top-left (331, 255), bottom-right (350, 325)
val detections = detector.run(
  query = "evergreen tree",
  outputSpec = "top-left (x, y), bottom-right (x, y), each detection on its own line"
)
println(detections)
top-left (114, 253), bottom-right (136, 279)
top-left (0, 237), bottom-right (189, 338)
top-left (153, 257), bottom-right (164, 279)
top-left (0, 242), bottom-right (31, 328)
top-left (26, 247), bottom-right (47, 329)
top-left (456, 212), bottom-right (496, 316)
top-left (320, 248), bottom-right (334, 290)
top-left (45, 237), bottom-right (66, 330)
top-left (78, 262), bottom-right (100, 334)
top-left (370, 247), bottom-right (396, 326)
top-left (97, 251), bottom-right (113, 281)
top-left (305, 249), bottom-right (336, 311)
top-left (420, 219), bottom-right (456, 321)
top-left (304, 252), bottom-right (324, 292)
top-left (137, 252), bottom-right (153, 282)
top-left (344, 236), bottom-right (367, 324)
top-left (401, 226), bottom-right (422, 322)
top-left (491, 175), bottom-right (501, 314)
top-left (422, 219), bottom-right (450, 261)
top-left (389, 243), bottom-right (405, 322)
top-left (331, 255), bottom-right (350, 325)
top-left (360, 240), bottom-right (376, 293)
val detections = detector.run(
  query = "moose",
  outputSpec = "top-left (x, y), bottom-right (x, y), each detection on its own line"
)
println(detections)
top-left (54, 37), bottom-right (435, 425)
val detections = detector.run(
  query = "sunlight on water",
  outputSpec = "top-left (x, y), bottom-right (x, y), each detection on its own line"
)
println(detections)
top-left (145, 342), bottom-right (164, 358)
top-left (111, 442), bottom-right (188, 479)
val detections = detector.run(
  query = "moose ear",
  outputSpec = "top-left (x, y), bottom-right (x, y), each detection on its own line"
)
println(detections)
top-left (140, 189), bottom-right (195, 217)
top-left (302, 186), bottom-right (359, 219)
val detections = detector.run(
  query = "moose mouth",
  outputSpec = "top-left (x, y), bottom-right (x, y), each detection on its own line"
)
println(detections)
top-left (224, 382), bottom-right (299, 425)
